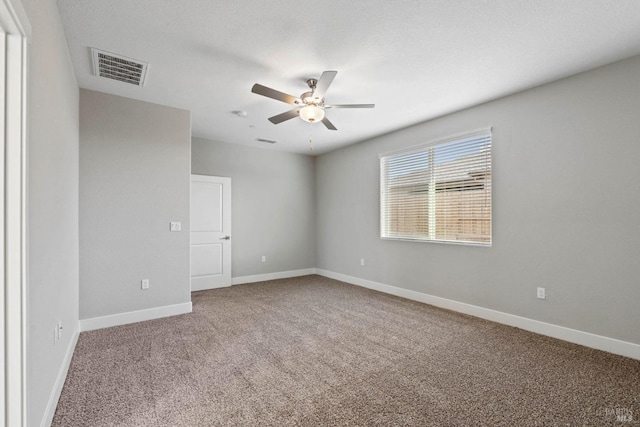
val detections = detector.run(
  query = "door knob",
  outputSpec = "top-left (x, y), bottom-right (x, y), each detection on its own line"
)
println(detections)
top-left (220, 236), bottom-right (230, 240)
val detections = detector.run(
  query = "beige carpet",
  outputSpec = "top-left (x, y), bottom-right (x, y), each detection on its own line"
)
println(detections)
top-left (53, 275), bottom-right (639, 426)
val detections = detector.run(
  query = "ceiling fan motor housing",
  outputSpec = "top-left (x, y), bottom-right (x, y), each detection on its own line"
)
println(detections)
top-left (300, 91), bottom-right (323, 106)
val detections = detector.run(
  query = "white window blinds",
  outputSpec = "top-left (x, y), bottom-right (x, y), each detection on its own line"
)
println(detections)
top-left (380, 128), bottom-right (492, 245)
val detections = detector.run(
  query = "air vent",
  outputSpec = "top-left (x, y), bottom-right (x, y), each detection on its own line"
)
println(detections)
top-left (256, 138), bottom-right (278, 144)
top-left (91, 48), bottom-right (148, 86)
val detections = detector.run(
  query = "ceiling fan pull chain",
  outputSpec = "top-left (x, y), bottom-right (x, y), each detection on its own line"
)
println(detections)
top-left (309, 123), bottom-right (314, 151)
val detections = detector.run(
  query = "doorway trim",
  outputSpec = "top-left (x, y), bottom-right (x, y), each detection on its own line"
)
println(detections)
top-left (1, 0), bottom-right (30, 425)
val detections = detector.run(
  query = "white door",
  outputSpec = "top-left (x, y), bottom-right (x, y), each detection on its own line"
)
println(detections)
top-left (190, 175), bottom-right (232, 291)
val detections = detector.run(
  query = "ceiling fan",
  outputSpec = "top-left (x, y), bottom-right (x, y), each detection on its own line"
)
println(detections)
top-left (251, 71), bottom-right (374, 131)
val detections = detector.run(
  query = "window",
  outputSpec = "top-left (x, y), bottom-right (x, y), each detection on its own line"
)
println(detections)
top-left (380, 128), bottom-right (492, 245)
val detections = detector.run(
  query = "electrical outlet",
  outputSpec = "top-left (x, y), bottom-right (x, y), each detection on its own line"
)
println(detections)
top-left (262, 255), bottom-right (266, 263)
top-left (141, 279), bottom-right (150, 290)
top-left (537, 287), bottom-right (546, 300)
top-left (360, 258), bottom-right (365, 266)
top-left (170, 221), bottom-right (181, 232)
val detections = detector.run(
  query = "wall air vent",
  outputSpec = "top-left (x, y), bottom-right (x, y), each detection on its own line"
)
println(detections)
top-left (91, 48), bottom-right (149, 86)
top-left (256, 138), bottom-right (278, 144)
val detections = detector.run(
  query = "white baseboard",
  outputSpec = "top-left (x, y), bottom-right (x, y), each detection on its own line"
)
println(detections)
top-left (79, 302), bottom-right (192, 332)
top-left (232, 268), bottom-right (316, 285)
top-left (40, 322), bottom-right (80, 427)
top-left (315, 269), bottom-right (640, 361)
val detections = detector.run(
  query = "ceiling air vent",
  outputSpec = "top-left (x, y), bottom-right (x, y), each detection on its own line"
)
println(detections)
top-left (91, 48), bottom-right (149, 86)
top-left (256, 138), bottom-right (278, 144)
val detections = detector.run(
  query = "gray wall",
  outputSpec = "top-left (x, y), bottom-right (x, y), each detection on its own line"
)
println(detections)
top-left (23, 0), bottom-right (80, 424)
top-left (316, 55), bottom-right (640, 345)
top-left (80, 90), bottom-right (191, 319)
top-left (192, 138), bottom-right (316, 277)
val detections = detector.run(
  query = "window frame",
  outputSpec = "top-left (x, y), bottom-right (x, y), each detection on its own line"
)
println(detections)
top-left (379, 127), bottom-right (492, 247)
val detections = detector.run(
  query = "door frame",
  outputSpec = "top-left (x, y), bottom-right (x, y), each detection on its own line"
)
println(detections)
top-left (1, 0), bottom-right (30, 425)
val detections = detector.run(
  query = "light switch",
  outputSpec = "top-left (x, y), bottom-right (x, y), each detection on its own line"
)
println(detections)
top-left (537, 287), bottom-right (546, 300)
top-left (170, 221), bottom-right (181, 232)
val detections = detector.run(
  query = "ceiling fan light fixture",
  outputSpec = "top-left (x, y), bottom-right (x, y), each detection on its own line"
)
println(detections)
top-left (299, 105), bottom-right (325, 123)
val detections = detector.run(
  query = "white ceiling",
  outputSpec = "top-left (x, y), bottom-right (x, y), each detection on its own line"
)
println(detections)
top-left (57, 1), bottom-right (640, 155)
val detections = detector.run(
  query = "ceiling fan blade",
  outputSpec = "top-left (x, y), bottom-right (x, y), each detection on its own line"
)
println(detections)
top-left (313, 71), bottom-right (338, 99)
top-left (268, 108), bottom-right (300, 124)
top-left (321, 116), bottom-right (337, 131)
top-left (324, 104), bottom-right (375, 109)
top-left (252, 84), bottom-right (301, 105)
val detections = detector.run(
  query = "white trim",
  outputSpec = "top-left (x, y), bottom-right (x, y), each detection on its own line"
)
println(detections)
top-left (232, 268), bottom-right (317, 286)
top-left (40, 323), bottom-right (79, 427)
top-left (1, 2), bottom-right (29, 425)
top-left (315, 269), bottom-right (640, 361)
top-left (79, 302), bottom-right (192, 332)
top-left (191, 174), bottom-right (226, 183)
top-left (0, 0), bottom-right (31, 37)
